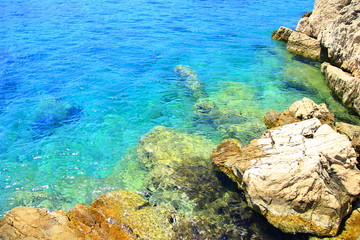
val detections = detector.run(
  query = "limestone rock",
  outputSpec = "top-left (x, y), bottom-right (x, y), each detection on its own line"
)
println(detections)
top-left (85, 190), bottom-right (174, 240)
top-left (263, 97), bottom-right (334, 128)
top-left (295, 0), bottom-right (350, 38)
top-left (286, 31), bottom-right (323, 60)
top-left (272, 26), bottom-right (295, 42)
top-left (318, 4), bottom-right (360, 77)
top-left (335, 122), bottom-right (360, 154)
top-left (263, 109), bottom-right (281, 128)
top-left (296, 0), bottom-right (360, 77)
top-left (321, 62), bottom-right (360, 115)
top-left (211, 118), bottom-right (360, 236)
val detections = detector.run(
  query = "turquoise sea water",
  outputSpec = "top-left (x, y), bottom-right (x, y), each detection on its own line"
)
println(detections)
top-left (0, 0), bottom-right (358, 231)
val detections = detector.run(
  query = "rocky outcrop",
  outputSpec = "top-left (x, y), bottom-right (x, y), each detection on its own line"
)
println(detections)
top-left (335, 121), bottom-right (360, 155)
top-left (211, 117), bottom-right (360, 236)
top-left (321, 62), bottom-right (360, 115)
top-left (295, 0), bottom-right (348, 38)
top-left (0, 190), bottom-right (174, 240)
top-left (286, 31), bottom-right (323, 60)
top-left (263, 97), bottom-right (334, 128)
top-left (297, 0), bottom-right (360, 77)
top-left (335, 121), bottom-right (360, 140)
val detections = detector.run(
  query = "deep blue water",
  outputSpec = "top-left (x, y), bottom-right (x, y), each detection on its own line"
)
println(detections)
top-left (0, 0), bottom-right (358, 220)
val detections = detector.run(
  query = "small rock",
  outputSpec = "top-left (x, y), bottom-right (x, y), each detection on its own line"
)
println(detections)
top-left (263, 97), bottom-right (334, 128)
top-left (263, 109), bottom-right (281, 128)
top-left (272, 26), bottom-right (295, 42)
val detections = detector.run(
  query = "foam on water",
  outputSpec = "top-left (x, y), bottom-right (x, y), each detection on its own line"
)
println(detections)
top-left (0, 0), bottom-right (358, 220)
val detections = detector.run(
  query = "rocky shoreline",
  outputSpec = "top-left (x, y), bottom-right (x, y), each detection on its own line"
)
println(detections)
top-left (272, 0), bottom-right (360, 115)
top-left (1, 0), bottom-right (360, 239)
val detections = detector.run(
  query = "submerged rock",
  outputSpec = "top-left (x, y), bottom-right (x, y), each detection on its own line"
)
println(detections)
top-left (211, 117), bottom-right (360, 236)
top-left (137, 126), bottom-right (284, 239)
top-left (174, 65), bottom-right (205, 98)
top-left (263, 97), bottom-right (334, 128)
top-left (31, 98), bottom-right (82, 138)
top-left (0, 190), bottom-right (174, 240)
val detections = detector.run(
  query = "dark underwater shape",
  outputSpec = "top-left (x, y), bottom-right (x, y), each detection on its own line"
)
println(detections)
top-left (31, 105), bottom-right (82, 139)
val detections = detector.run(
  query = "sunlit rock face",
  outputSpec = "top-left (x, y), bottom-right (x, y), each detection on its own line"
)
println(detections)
top-left (212, 116), bottom-right (360, 237)
top-left (263, 97), bottom-right (334, 128)
top-left (296, 0), bottom-right (360, 77)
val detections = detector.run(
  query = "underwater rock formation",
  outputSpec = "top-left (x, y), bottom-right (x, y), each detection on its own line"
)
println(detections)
top-left (31, 99), bottom-right (82, 138)
top-left (137, 126), bottom-right (287, 239)
top-left (263, 97), bottom-right (334, 128)
top-left (0, 190), bottom-right (174, 240)
top-left (174, 65), bottom-right (205, 98)
top-left (211, 117), bottom-right (360, 236)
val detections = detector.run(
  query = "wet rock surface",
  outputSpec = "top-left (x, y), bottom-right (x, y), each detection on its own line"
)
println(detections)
top-left (212, 116), bottom-right (360, 237)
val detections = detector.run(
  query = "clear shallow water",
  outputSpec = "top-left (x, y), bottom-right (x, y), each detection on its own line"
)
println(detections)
top-left (0, 0), bottom-right (358, 221)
